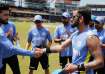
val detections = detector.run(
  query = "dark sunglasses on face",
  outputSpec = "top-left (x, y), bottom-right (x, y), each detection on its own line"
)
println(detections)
top-left (34, 20), bottom-right (42, 23)
top-left (94, 21), bottom-right (100, 25)
top-left (62, 16), bottom-right (67, 19)
top-left (72, 15), bottom-right (81, 20)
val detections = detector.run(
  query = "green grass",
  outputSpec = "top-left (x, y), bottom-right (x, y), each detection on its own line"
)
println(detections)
top-left (6, 21), bottom-right (61, 74)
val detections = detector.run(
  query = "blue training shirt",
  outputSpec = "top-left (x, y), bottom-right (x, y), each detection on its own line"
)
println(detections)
top-left (70, 29), bottom-right (96, 74)
top-left (0, 26), bottom-right (34, 69)
top-left (54, 24), bottom-right (75, 57)
top-left (28, 27), bottom-right (52, 50)
top-left (1, 21), bottom-right (16, 43)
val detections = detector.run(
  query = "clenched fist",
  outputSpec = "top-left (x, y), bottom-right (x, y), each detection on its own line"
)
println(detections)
top-left (63, 63), bottom-right (78, 73)
top-left (34, 48), bottom-right (44, 58)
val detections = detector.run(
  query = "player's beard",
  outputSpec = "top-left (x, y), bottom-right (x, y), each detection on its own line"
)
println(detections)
top-left (62, 20), bottom-right (69, 25)
top-left (71, 21), bottom-right (79, 28)
top-left (0, 18), bottom-right (8, 24)
top-left (95, 25), bottom-right (102, 31)
top-left (71, 16), bottom-right (80, 28)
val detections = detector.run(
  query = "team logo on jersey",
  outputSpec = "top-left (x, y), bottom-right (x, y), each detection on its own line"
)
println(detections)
top-left (42, 32), bottom-right (46, 36)
top-left (33, 32), bottom-right (37, 36)
top-left (73, 48), bottom-right (80, 57)
top-left (77, 40), bottom-right (82, 47)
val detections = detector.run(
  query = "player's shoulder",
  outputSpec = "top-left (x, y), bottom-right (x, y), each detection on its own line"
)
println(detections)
top-left (70, 30), bottom-right (78, 39)
top-left (44, 27), bottom-right (49, 31)
top-left (87, 35), bottom-right (100, 47)
top-left (87, 30), bottom-right (97, 36)
top-left (42, 27), bottom-right (50, 34)
top-left (7, 21), bottom-right (16, 28)
top-left (87, 35), bottom-right (98, 40)
top-left (86, 29), bottom-right (98, 40)
top-left (8, 21), bottom-right (15, 26)
top-left (28, 27), bottom-right (34, 34)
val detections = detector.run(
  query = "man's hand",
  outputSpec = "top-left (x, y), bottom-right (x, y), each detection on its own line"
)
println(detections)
top-left (63, 63), bottom-right (78, 73)
top-left (34, 48), bottom-right (43, 58)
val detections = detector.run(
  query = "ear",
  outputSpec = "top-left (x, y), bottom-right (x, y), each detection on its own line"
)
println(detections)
top-left (79, 16), bottom-right (84, 23)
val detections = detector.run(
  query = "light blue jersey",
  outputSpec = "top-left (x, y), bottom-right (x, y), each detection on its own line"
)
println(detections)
top-left (97, 29), bottom-right (105, 56)
top-left (0, 26), bottom-right (34, 69)
top-left (70, 29), bottom-right (96, 74)
top-left (54, 24), bottom-right (76, 57)
top-left (1, 21), bottom-right (16, 43)
top-left (28, 27), bottom-right (52, 49)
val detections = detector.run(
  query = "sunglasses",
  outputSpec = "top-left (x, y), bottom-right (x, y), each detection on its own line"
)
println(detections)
top-left (34, 20), bottom-right (42, 23)
top-left (61, 16), bottom-right (69, 19)
top-left (73, 15), bottom-right (81, 19)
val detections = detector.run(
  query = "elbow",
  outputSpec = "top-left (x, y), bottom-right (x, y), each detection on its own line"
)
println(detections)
top-left (97, 58), bottom-right (104, 69)
top-left (100, 59), bottom-right (104, 68)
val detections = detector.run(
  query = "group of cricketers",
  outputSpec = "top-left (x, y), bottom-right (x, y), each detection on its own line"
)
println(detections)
top-left (0, 3), bottom-right (105, 74)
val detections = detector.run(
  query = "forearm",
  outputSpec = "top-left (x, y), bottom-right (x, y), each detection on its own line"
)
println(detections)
top-left (84, 50), bottom-right (104, 70)
top-left (12, 47), bottom-right (34, 57)
top-left (43, 45), bottom-right (65, 53)
top-left (44, 39), bottom-right (71, 53)
top-left (84, 59), bottom-right (104, 70)
top-left (85, 48), bottom-right (104, 70)
top-left (50, 45), bottom-right (63, 53)
top-left (86, 36), bottom-right (104, 70)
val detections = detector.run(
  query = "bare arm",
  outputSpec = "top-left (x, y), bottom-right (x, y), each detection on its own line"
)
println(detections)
top-left (49, 38), bottom-right (71, 53)
top-left (62, 35), bottom-right (104, 73)
top-left (85, 35), bottom-right (104, 70)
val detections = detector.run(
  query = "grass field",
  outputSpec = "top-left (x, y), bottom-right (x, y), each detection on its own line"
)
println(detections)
top-left (6, 21), bottom-right (62, 74)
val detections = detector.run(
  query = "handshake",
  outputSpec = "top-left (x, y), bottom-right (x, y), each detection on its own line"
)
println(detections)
top-left (34, 46), bottom-right (50, 58)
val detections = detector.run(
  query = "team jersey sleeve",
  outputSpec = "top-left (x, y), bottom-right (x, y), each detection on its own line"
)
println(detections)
top-left (0, 28), bottom-right (34, 58)
top-left (1, 37), bottom-right (34, 58)
top-left (11, 47), bottom-right (34, 57)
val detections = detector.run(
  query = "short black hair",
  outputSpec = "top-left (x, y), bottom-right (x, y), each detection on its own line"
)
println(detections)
top-left (0, 3), bottom-right (9, 13)
top-left (78, 7), bottom-right (91, 25)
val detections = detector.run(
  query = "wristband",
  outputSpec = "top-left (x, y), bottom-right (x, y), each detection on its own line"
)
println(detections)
top-left (77, 64), bottom-right (85, 71)
top-left (43, 47), bottom-right (51, 53)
